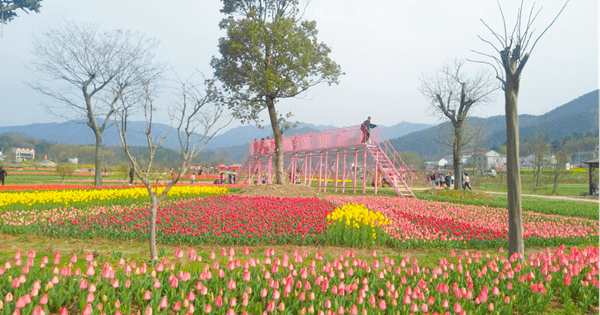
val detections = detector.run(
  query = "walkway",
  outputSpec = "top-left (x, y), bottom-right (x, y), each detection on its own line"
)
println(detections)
top-left (412, 187), bottom-right (599, 203)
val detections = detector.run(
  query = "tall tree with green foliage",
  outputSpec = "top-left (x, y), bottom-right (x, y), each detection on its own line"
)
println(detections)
top-left (0, 0), bottom-right (41, 24)
top-left (211, 0), bottom-right (342, 184)
top-left (472, 0), bottom-right (569, 258)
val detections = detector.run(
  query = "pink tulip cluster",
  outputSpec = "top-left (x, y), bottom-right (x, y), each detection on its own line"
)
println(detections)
top-left (0, 245), bottom-right (597, 314)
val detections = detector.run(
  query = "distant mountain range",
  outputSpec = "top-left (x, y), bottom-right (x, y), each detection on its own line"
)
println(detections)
top-left (0, 117), bottom-right (432, 162)
top-left (389, 90), bottom-right (599, 159)
top-left (1, 90), bottom-right (597, 162)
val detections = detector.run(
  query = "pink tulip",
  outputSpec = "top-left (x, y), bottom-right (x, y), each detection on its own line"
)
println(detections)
top-left (267, 301), bottom-right (276, 312)
top-left (228, 279), bottom-right (236, 290)
top-left (187, 291), bottom-right (196, 302)
top-left (32, 306), bottom-right (45, 315)
top-left (188, 249), bottom-right (197, 260)
top-left (374, 298), bottom-right (385, 310)
top-left (144, 306), bottom-right (153, 315)
top-left (82, 304), bottom-right (92, 315)
top-left (143, 290), bottom-right (151, 300)
top-left (59, 308), bottom-right (67, 315)
top-left (205, 304), bottom-right (212, 313)
top-left (15, 297), bottom-right (26, 309)
top-left (215, 295), bottom-right (223, 307)
top-left (39, 294), bottom-right (48, 305)
top-left (158, 296), bottom-right (168, 309)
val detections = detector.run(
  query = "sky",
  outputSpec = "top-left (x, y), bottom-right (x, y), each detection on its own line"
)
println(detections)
top-left (0, 0), bottom-right (597, 133)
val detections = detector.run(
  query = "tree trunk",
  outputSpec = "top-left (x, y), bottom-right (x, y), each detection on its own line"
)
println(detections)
top-left (453, 126), bottom-right (463, 190)
top-left (505, 81), bottom-right (524, 258)
top-left (148, 194), bottom-right (158, 259)
top-left (93, 131), bottom-right (103, 186)
top-left (266, 96), bottom-right (284, 184)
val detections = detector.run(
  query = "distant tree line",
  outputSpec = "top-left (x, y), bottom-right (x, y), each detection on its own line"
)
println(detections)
top-left (0, 133), bottom-right (234, 168)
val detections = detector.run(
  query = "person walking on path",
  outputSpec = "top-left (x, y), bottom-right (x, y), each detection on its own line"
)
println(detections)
top-left (190, 174), bottom-right (195, 185)
top-left (129, 167), bottom-right (134, 185)
top-left (361, 117), bottom-right (377, 145)
top-left (445, 171), bottom-right (452, 188)
top-left (0, 167), bottom-right (7, 185)
top-left (462, 172), bottom-right (472, 191)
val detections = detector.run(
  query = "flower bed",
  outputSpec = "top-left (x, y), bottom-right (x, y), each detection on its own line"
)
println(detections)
top-left (325, 196), bottom-right (599, 248)
top-left (0, 196), bottom-right (335, 245)
top-left (0, 186), bottom-right (229, 212)
top-left (0, 246), bottom-right (597, 315)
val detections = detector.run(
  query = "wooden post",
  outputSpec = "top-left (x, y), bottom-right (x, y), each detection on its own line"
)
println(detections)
top-left (304, 153), bottom-right (309, 185)
top-left (257, 158), bottom-right (262, 185)
top-left (353, 150), bottom-right (358, 194)
top-left (267, 156), bottom-right (272, 184)
top-left (335, 150), bottom-right (340, 192)
top-left (247, 158), bottom-right (252, 184)
top-left (362, 147), bottom-right (367, 194)
top-left (589, 163), bottom-right (593, 195)
top-left (324, 151), bottom-right (329, 192)
top-left (342, 150), bottom-right (347, 193)
top-left (319, 152), bottom-right (323, 192)
top-left (374, 149), bottom-right (378, 195)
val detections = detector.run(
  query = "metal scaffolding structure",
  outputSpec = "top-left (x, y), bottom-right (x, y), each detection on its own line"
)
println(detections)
top-left (239, 125), bottom-right (415, 197)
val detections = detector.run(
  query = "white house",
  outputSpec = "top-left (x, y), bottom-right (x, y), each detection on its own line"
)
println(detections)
top-left (466, 150), bottom-right (506, 171)
top-left (437, 158), bottom-right (448, 167)
top-left (68, 157), bottom-right (79, 164)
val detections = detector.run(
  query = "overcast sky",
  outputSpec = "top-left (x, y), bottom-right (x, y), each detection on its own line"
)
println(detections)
top-left (0, 0), bottom-right (597, 133)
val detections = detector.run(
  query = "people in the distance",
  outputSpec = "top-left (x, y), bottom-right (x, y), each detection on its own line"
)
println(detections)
top-left (0, 166), bottom-right (7, 185)
top-left (462, 172), bottom-right (472, 191)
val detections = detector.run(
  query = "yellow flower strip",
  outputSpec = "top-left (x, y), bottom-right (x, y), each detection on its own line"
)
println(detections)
top-left (327, 203), bottom-right (392, 229)
top-left (327, 203), bottom-right (392, 242)
top-left (0, 185), bottom-right (228, 209)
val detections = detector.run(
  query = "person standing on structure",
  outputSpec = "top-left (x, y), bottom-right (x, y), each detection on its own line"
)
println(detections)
top-left (361, 117), bottom-right (377, 145)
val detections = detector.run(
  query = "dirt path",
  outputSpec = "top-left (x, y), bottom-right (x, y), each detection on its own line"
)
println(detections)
top-left (412, 186), bottom-right (599, 203)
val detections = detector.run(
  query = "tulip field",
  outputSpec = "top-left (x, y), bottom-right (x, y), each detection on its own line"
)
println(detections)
top-left (0, 246), bottom-right (598, 315)
top-left (0, 183), bottom-right (598, 314)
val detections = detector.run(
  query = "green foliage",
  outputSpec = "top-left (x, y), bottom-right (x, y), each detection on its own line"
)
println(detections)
top-left (212, 0), bottom-right (342, 124)
top-left (56, 163), bottom-right (76, 181)
top-left (0, 0), bottom-right (42, 23)
top-left (414, 190), bottom-right (599, 220)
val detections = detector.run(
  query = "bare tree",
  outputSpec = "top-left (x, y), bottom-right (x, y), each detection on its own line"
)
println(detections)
top-left (30, 22), bottom-right (161, 186)
top-left (524, 125), bottom-right (552, 188)
top-left (471, 0), bottom-right (569, 258)
top-left (551, 150), bottom-right (569, 194)
top-left (114, 73), bottom-right (230, 259)
top-left (466, 121), bottom-right (487, 177)
top-left (420, 59), bottom-right (497, 190)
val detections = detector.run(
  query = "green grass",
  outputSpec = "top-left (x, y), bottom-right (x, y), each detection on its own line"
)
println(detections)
top-left (413, 190), bottom-right (599, 220)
